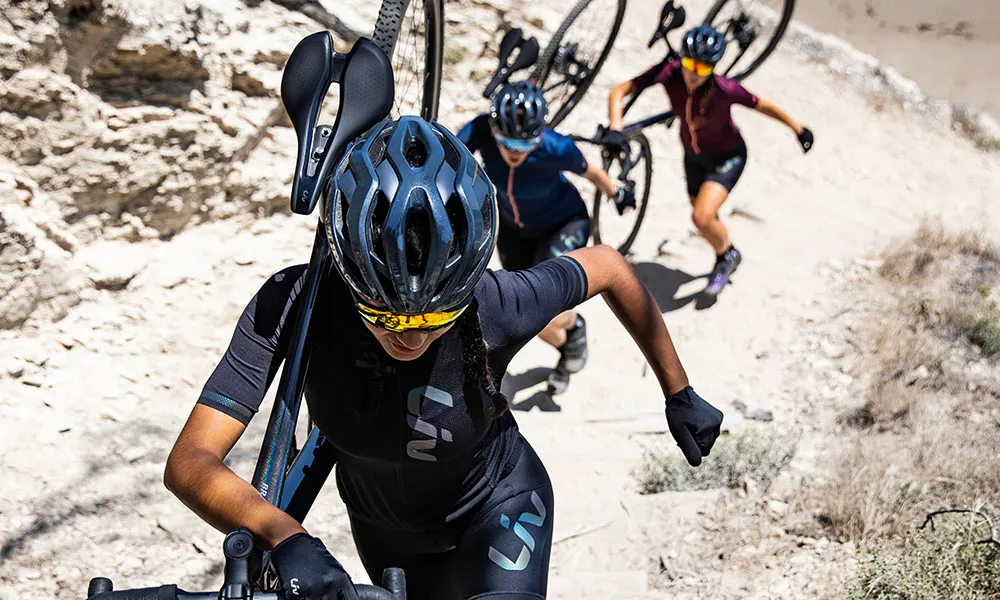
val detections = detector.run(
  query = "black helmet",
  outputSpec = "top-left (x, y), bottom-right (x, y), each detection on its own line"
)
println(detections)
top-left (680, 25), bottom-right (727, 65)
top-left (489, 80), bottom-right (548, 140)
top-left (325, 116), bottom-right (498, 314)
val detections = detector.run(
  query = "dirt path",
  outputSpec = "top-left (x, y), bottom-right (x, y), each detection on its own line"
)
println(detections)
top-left (2, 1), bottom-right (998, 598)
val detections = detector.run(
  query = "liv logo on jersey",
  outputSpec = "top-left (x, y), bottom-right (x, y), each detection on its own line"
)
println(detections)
top-left (488, 491), bottom-right (547, 571)
top-left (406, 386), bottom-right (454, 462)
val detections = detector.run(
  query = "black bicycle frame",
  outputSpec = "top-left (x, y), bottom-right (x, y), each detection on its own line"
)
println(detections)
top-left (250, 223), bottom-right (330, 507)
top-left (624, 110), bottom-right (675, 133)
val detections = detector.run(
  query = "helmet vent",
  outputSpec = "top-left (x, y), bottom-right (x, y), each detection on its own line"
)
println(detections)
top-left (446, 193), bottom-right (467, 257)
top-left (368, 128), bottom-right (390, 164)
top-left (404, 135), bottom-right (429, 168)
top-left (404, 209), bottom-right (432, 273)
top-left (370, 190), bottom-right (390, 251)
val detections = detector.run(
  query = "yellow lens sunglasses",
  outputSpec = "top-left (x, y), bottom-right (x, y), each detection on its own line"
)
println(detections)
top-left (681, 57), bottom-right (714, 77)
top-left (357, 303), bottom-right (467, 333)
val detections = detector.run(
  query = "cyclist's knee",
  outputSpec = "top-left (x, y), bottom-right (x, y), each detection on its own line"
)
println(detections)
top-left (692, 208), bottom-right (715, 231)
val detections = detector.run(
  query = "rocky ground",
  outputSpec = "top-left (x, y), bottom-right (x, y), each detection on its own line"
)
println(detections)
top-left (2, 0), bottom-right (999, 598)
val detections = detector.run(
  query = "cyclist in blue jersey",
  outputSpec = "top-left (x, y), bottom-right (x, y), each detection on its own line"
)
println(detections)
top-left (458, 80), bottom-right (633, 394)
top-left (165, 116), bottom-right (724, 600)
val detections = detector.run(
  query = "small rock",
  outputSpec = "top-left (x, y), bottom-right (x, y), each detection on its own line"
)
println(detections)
top-left (819, 340), bottom-right (847, 359)
top-left (905, 365), bottom-right (930, 385)
top-left (100, 410), bottom-right (121, 422)
top-left (122, 446), bottom-right (148, 463)
top-left (742, 476), bottom-right (760, 497)
top-left (192, 537), bottom-right (214, 555)
top-left (766, 499), bottom-right (790, 517)
top-left (80, 242), bottom-right (147, 291)
top-left (5, 360), bottom-right (26, 378)
top-left (56, 335), bottom-right (75, 349)
top-left (19, 568), bottom-right (41, 581)
top-left (659, 552), bottom-right (680, 581)
top-left (745, 408), bottom-right (774, 422)
top-left (767, 471), bottom-right (798, 502)
top-left (21, 378), bottom-right (43, 388)
top-left (250, 219), bottom-right (276, 235)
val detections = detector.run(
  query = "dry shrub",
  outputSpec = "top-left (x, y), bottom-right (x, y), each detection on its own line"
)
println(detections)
top-left (816, 221), bottom-right (1000, 596)
top-left (634, 426), bottom-right (797, 494)
top-left (950, 307), bottom-right (1000, 357)
top-left (879, 218), bottom-right (999, 283)
top-left (850, 507), bottom-right (1000, 600)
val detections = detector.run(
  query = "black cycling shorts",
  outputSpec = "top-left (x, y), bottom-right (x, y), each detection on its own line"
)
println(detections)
top-left (350, 437), bottom-right (554, 600)
top-left (497, 213), bottom-right (591, 272)
top-left (683, 138), bottom-right (748, 197)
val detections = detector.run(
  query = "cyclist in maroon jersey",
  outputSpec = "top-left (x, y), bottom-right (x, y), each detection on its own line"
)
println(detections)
top-left (607, 25), bottom-right (814, 296)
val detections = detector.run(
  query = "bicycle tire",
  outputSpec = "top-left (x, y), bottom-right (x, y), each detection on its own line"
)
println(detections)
top-left (592, 131), bottom-right (652, 255)
top-left (702, 0), bottom-right (795, 81)
top-left (372, 0), bottom-right (444, 121)
top-left (532, 0), bottom-right (627, 128)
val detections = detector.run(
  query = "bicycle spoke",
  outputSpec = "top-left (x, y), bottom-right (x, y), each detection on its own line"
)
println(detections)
top-left (595, 135), bottom-right (649, 253)
top-left (544, 0), bottom-right (619, 120)
top-left (710, 0), bottom-right (770, 77)
top-left (391, 0), bottom-right (426, 118)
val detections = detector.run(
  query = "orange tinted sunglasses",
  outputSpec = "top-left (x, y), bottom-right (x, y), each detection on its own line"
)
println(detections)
top-left (681, 57), bottom-right (714, 77)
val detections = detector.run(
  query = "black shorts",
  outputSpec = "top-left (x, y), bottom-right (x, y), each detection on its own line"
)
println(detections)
top-left (350, 437), bottom-right (554, 600)
top-left (683, 139), bottom-right (748, 197)
top-left (497, 213), bottom-right (591, 272)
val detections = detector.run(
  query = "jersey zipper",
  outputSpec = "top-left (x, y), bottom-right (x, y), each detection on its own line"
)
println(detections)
top-left (506, 166), bottom-right (524, 228)
top-left (685, 94), bottom-right (701, 154)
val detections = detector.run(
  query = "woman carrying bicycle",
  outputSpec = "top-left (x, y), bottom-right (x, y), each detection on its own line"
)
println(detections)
top-left (458, 80), bottom-right (633, 393)
top-left (165, 116), bottom-right (722, 600)
top-left (607, 25), bottom-right (814, 296)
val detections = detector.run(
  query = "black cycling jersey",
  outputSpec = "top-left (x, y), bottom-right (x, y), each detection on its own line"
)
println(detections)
top-left (198, 257), bottom-right (588, 532)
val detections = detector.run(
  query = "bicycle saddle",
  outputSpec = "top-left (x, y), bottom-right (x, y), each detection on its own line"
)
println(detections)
top-left (482, 28), bottom-right (540, 99)
top-left (281, 32), bottom-right (394, 215)
top-left (648, 0), bottom-right (687, 49)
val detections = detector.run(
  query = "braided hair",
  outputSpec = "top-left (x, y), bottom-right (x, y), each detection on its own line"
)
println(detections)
top-left (458, 298), bottom-right (509, 419)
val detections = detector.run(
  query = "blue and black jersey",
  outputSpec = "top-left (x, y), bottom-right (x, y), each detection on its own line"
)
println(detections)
top-left (458, 114), bottom-right (589, 229)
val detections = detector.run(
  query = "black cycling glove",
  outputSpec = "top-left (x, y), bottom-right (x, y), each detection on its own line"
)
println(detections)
top-left (664, 386), bottom-right (723, 467)
top-left (270, 533), bottom-right (359, 600)
top-left (614, 183), bottom-right (636, 215)
top-left (797, 127), bottom-right (814, 153)
top-left (600, 128), bottom-right (629, 150)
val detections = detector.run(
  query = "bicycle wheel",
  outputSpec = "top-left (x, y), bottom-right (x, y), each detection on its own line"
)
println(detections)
top-left (532, 0), bottom-right (626, 128)
top-left (372, 0), bottom-right (444, 121)
top-left (592, 131), bottom-right (652, 255)
top-left (702, 0), bottom-right (795, 81)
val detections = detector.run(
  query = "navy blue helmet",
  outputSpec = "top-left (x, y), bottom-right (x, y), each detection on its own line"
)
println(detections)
top-left (681, 25), bottom-right (727, 65)
top-left (326, 116), bottom-right (498, 313)
top-left (489, 80), bottom-right (548, 140)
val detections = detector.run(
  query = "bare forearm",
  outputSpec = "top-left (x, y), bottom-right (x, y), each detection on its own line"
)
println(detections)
top-left (574, 246), bottom-right (689, 394)
top-left (165, 450), bottom-right (306, 549)
top-left (608, 81), bottom-right (633, 130)
top-left (584, 163), bottom-right (617, 197)
top-left (756, 99), bottom-right (801, 133)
